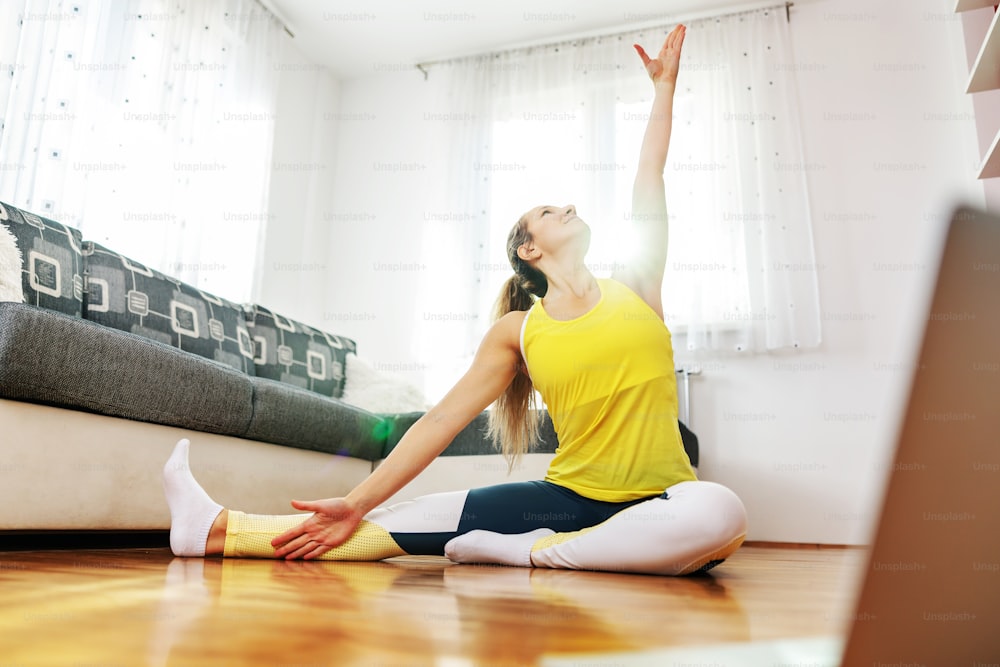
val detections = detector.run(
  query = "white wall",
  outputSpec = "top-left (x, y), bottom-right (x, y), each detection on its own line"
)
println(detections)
top-left (263, 54), bottom-right (452, 384)
top-left (682, 0), bottom-right (984, 544)
top-left (268, 0), bottom-right (987, 544)
top-left (318, 68), bottom-right (452, 380)
top-left (255, 36), bottom-right (341, 326)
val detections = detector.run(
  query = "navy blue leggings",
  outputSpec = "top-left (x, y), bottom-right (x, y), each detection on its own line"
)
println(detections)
top-left (388, 480), bottom-right (660, 556)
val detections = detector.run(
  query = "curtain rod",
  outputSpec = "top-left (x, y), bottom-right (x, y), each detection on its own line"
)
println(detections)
top-left (255, 0), bottom-right (296, 38)
top-left (415, 0), bottom-right (793, 75)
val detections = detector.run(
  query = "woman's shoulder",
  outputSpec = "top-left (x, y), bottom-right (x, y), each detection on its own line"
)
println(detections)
top-left (493, 308), bottom-right (532, 343)
top-left (497, 308), bottom-right (531, 325)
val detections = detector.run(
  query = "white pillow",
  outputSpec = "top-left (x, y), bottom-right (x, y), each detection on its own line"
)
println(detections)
top-left (340, 354), bottom-right (430, 414)
top-left (0, 223), bottom-right (24, 303)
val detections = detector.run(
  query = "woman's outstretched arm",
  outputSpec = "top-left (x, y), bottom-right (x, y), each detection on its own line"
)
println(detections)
top-left (270, 311), bottom-right (525, 559)
top-left (613, 24), bottom-right (686, 317)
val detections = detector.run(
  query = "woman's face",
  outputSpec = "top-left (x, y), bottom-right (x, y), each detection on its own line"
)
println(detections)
top-left (519, 204), bottom-right (590, 261)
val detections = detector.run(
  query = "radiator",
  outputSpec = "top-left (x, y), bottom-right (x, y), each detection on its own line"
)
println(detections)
top-left (675, 366), bottom-right (700, 426)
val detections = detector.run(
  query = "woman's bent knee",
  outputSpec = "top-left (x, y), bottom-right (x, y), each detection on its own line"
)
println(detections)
top-left (664, 480), bottom-right (748, 546)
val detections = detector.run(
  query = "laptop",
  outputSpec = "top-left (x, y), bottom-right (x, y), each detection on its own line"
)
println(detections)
top-left (839, 203), bottom-right (999, 664)
top-left (543, 204), bottom-right (1000, 666)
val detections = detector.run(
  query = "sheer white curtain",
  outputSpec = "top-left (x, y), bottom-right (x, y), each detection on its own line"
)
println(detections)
top-left (428, 5), bottom-right (820, 363)
top-left (0, 0), bottom-right (284, 303)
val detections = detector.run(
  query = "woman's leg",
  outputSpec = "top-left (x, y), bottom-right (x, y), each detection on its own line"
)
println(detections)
top-left (164, 438), bottom-right (413, 559)
top-left (163, 439), bottom-right (618, 560)
top-left (165, 438), bottom-right (473, 559)
top-left (447, 481), bottom-right (748, 575)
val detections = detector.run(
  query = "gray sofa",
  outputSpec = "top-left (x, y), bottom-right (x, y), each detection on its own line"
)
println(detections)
top-left (0, 200), bottom-right (695, 535)
top-left (0, 200), bottom-right (565, 534)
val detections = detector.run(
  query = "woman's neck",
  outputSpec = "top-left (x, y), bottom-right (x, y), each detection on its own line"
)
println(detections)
top-left (543, 262), bottom-right (596, 301)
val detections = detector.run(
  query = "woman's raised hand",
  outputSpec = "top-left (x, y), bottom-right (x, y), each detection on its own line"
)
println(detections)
top-left (271, 497), bottom-right (365, 560)
top-left (633, 23), bottom-right (686, 85)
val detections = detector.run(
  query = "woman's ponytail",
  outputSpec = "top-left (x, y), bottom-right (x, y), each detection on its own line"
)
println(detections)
top-left (493, 273), bottom-right (534, 321)
top-left (487, 218), bottom-right (547, 470)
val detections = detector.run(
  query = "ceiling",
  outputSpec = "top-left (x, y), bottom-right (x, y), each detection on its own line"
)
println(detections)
top-left (266, 0), bottom-right (751, 79)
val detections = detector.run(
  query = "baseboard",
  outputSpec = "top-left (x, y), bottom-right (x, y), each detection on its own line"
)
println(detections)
top-left (743, 540), bottom-right (864, 549)
top-left (0, 530), bottom-right (170, 551)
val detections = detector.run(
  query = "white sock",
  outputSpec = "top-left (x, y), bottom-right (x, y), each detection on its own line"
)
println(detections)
top-left (444, 528), bottom-right (555, 568)
top-left (162, 438), bottom-right (223, 557)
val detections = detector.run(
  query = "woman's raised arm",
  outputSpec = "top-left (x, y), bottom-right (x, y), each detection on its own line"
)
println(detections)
top-left (613, 24), bottom-right (686, 317)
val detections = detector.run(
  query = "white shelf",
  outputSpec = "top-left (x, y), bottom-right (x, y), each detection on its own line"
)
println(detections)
top-left (967, 6), bottom-right (1000, 92)
top-left (956, 0), bottom-right (997, 12)
top-left (979, 127), bottom-right (1000, 178)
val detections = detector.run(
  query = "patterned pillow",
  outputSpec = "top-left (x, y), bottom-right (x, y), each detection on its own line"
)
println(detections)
top-left (82, 242), bottom-right (255, 374)
top-left (245, 304), bottom-right (356, 399)
top-left (0, 201), bottom-right (84, 316)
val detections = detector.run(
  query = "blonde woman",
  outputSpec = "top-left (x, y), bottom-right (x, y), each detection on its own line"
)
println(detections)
top-left (164, 24), bottom-right (747, 575)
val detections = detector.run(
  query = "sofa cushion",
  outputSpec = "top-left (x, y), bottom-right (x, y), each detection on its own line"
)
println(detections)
top-left (82, 241), bottom-right (255, 374)
top-left (245, 304), bottom-right (356, 399)
top-left (0, 302), bottom-right (254, 434)
top-left (340, 353), bottom-right (429, 413)
top-left (382, 411), bottom-right (560, 458)
top-left (382, 412), bottom-right (700, 466)
top-left (0, 201), bottom-right (84, 317)
top-left (245, 376), bottom-right (387, 461)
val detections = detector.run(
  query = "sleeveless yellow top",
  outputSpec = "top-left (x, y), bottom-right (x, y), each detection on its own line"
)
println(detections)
top-left (521, 278), bottom-right (697, 501)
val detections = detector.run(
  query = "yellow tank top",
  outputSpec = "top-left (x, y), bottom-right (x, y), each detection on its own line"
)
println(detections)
top-left (521, 278), bottom-right (697, 501)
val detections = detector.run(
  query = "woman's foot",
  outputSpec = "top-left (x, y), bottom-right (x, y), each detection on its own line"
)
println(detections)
top-left (162, 439), bottom-right (225, 557)
top-left (444, 528), bottom-right (555, 567)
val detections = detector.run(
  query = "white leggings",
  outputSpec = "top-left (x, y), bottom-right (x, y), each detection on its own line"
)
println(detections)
top-left (526, 481), bottom-right (748, 575)
top-left (225, 479), bottom-right (748, 576)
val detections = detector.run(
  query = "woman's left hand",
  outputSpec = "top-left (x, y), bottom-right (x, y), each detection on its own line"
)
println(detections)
top-left (634, 23), bottom-right (686, 85)
top-left (270, 497), bottom-right (364, 560)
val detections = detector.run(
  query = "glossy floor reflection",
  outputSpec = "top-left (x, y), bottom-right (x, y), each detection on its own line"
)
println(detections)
top-left (0, 545), bottom-right (863, 666)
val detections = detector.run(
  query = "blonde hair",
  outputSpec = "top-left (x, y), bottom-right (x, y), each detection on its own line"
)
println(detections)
top-left (487, 215), bottom-right (547, 470)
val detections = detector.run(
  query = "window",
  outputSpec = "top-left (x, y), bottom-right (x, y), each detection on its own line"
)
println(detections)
top-left (0, 0), bottom-right (282, 303)
top-left (482, 91), bottom-right (752, 334)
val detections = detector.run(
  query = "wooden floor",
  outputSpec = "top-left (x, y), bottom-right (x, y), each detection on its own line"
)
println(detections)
top-left (0, 543), bottom-right (866, 666)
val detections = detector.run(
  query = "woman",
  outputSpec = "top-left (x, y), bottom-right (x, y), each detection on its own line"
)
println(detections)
top-left (164, 24), bottom-right (747, 575)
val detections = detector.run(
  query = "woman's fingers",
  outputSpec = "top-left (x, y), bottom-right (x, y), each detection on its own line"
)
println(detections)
top-left (660, 31), bottom-right (673, 55)
top-left (637, 24), bottom-right (685, 82)
top-left (271, 522), bottom-right (308, 549)
top-left (273, 530), bottom-right (315, 557)
top-left (673, 25), bottom-right (686, 53)
top-left (633, 43), bottom-right (651, 66)
top-left (270, 499), bottom-right (326, 548)
top-left (268, 497), bottom-right (360, 559)
top-left (661, 24), bottom-right (685, 58)
top-left (290, 499), bottom-right (322, 512)
top-left (302, 544), bottom-right (332, 560)
top-left (280, 529), bottom-right (339, 560)
top-left (283, 540), bottom-right (319, 560)
top-left (274, 527), bottom-right (334, 559)
top-left (635, 44), bottom-right (662, 79)
top-left (270, 498), bottom-right (334, 551)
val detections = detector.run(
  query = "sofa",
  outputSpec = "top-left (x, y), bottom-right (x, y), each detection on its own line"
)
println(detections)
top-left (0, 200), bottom-right (698, 535)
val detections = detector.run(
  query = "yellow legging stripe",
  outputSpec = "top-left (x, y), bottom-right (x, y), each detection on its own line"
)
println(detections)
top-left (530, 523), bottom-right (602, 553)
top-left (223, 511), bottom-right (406, 560)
